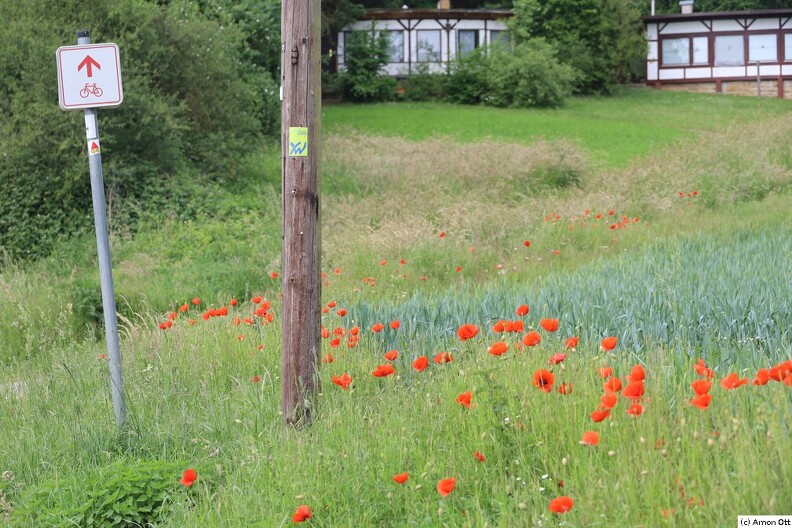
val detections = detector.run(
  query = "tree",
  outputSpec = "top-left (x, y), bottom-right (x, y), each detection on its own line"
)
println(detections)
top-left (510, 0), bottom-right (646, 94)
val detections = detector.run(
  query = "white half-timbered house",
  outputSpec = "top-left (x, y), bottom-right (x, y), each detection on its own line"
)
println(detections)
top-left (338, 6), bottom-right (511, 76)
top-left (645, 2), bottom-right (792, 98)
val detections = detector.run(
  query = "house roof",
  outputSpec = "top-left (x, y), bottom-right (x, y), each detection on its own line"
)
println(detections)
top-left (359, 8), bottom-right (512, 21)
top-left (643, 9), bottom-right (792, 23)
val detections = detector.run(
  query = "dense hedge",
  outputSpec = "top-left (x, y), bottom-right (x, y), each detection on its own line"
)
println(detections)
top-left (0, 0), bottom-right (279, 260)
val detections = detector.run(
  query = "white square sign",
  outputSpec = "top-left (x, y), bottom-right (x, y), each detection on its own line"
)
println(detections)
top-left (56, 43), bottom-right (123, 110)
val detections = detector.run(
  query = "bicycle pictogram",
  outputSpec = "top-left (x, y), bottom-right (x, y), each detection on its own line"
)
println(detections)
top-left (79, 83), bottom-right (104, 98)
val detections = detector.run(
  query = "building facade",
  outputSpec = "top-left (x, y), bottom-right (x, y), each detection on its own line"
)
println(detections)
top-left (645, 5), bottom-right (792, 98)
top-left (338, 8), bottom-right (511, 76)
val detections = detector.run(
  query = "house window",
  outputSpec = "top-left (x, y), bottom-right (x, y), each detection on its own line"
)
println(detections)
top-left (692, 37), bottom-right (709, 65)
top-left (490, 30), bottom-right (509, 48)
top-left (417, 30), bottom-right (441, 62)
top-left (662, 37), bottom-right (690, 65)
top-left (749, 34), bottom-right (777, 63)
top-left (661, 36), bottom-right (708, 66)
top-left (388, 30), bottom-right (404, 62)
top-left (785, 33), bottom-right (792, 61)
top-left (715, 35), bottom-right (744, 66)
top-left (458, 30), bottom-right (478, 57)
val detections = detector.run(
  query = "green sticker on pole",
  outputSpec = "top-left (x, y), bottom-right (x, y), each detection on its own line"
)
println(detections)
top-left (288, 127), bottom-right (308, 157)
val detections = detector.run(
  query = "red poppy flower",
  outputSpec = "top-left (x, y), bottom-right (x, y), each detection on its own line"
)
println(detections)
top-left (626, 403), bottom-right (643, 416)
top-left (493, 320), bottom-right (506, 333)
top-left (191, 298), bottom-right (201, 306)
top-left (158, 322), bottom-right (168, 330)
top-left (693, 358), bottom-right (715, 379)
top-left (292, 505), bottom-right (312, 523)
top-left (720, 372), bottom-right (748, 390)
top-left (603, 377), bottom-right (622, 393)
top-left (252, 296), bottom-right (263, 304)
top-left (390, 320), bottom-right (401, 330)
top-left (473, 451), bottom-right (485, 462)
top-left (557, 383), bottom-right (572, 395)
top-left (179, 468), bottom-right (197, 487)
top-left (511, 320), bottom-right (524, 332)
top-left (601, 336), bottom-right (618, 351)
top-left (229, 299), bottom-right (238, 307)
top-left (548, 353), bottom-right (567, 365)
top-left (488, 341), bottom-right (508, 356)
top-left (564, 336), bottom-right (579, 349)
top-left (337, 309), bottom-right (347, 317)
top-left (437, 478), bottom-right (456, 497)
top-left (322, 353), bottom-right (334, 364)
top-left (333, 327), bottom-right (345, 336)
top-left (548, 496), bottom-right (574, 514)
top-left (321, 328), bottom-right (330, 339)
top-left (622, 381), bottom-right (644, 401)
top-left (350, 326), bottom-right (360, 336)
top-left (516, 304), bottom-right (530, 316)
top-left (600, 391), bottom-right (618, 409)
top-left (251, 375), bottom-right (261, 383)
top-left (372, 323), bottom-right (385, 333)
top-left (455, 266), bottom-right (462, 273)
top-left (332, 373), bottom-right (352, 390)
top-left (457, 324), bottom-right (479, 341)
top-left (270, 271), bottom-right (279, 279)
top-left (439, 231), bottom-right (446, 238)
top-left (597, 367), bottom-right (613, 379)
top-left (503, 321), bottom-right (514, 332)
top-left (591, 408), bottom-right (610, 422)
top-left (540, 318), bottom-right (559, 332)
top-left (523, 240), bottom-right (531, 247)
top-left (393, 472), bottom-right (409, 484)
top-left (580, 431), bottom-right (599, 446)
top-left (523, 331), bottom-right (542, 347)
top-left (179, 303), bottom-right (190, 313)
top-left (329, 338), bottom-right (341, 348)
top-left (691, 380), bottom-right (712, 395)
top-left (533, 369), bottom-right (555, 393)
top-left (385, 350), bottom-right (399, 361)
top-left (456, 391), bottom-right (472, 408)
top-left (752, 369), bottom-right (770, 386)
top-left (628, 364), bottom-right (645, 382)
top-left (434, 352), bottom-right (453, 364)
top-left (413, 356), bottom-right (429, 372)
top-left (373, 364), bottom-right (395, 377)
top-left (690, 393), bottom-right (712, 410)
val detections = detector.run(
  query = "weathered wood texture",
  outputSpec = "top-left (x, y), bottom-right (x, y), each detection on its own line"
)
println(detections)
top-left (281, 0), bottom-right (321, 427)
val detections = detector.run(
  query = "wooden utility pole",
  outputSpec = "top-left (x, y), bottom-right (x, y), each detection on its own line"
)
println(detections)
top-left (280, 0), bottom-right (322, 427)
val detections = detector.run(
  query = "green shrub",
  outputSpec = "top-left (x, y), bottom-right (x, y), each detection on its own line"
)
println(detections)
top-left (445, 47), bottom-right (491, 105)
top-left (339, 25), bottom-right (396, 102)
top-left (11, 460), bottom-right (208, 527)
top-left (487, 40), bottom-right (578, 108)
top-left (400, 63), bottom-right (446, 101)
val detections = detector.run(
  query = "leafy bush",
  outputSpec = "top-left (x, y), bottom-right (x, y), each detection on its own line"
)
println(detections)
top-left (487, 40), bottom-right (578, 108)
top-left (339, 26), bottom-right (395, 102)
top-left (11, 460), bottom-right (207, 527)
top-left (446, 40), bottom-right (577, 108)
top-left (399, 63), bottom-right (446, 102)
top-left (444, 48), bottom-right (491, 105)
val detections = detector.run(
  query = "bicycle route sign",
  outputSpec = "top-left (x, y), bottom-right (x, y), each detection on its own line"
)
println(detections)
top-left (56, 43), bottom-right (123, 110)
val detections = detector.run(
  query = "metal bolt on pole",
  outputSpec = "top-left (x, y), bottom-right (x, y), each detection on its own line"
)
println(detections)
top-left (78, 29), bottom-right (127, 426)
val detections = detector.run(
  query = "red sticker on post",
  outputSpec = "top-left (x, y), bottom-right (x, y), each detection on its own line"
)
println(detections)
top-left (88, 140), bottom-right (101, 156)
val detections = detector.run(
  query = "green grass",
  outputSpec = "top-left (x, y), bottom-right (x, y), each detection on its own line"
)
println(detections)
top-left (2, 89), bottom-right (792, 526)
top-left (324, 88), bottom-right (792, 167)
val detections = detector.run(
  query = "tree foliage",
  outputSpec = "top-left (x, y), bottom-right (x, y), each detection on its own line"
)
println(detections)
top-left (0, 0), bottom-right (278, 259)
top-left (510, 0), bottom-right (646, 94)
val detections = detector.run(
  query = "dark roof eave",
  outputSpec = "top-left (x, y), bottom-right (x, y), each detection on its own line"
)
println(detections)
top-left (359, 8), bottom-right (513, 21)
top-left (643, 9), bottom-right (792, 23)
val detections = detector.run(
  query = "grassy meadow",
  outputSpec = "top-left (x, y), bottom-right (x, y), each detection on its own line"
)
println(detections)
top-left (1, 88), bottom-right (792, 526)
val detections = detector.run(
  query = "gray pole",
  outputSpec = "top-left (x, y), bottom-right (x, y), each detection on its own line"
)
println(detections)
top-left (78, 29), bottom-right (126, 426)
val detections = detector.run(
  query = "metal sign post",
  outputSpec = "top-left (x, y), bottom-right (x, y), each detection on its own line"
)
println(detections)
top-left (58, 30), bottom-right (126, 426)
